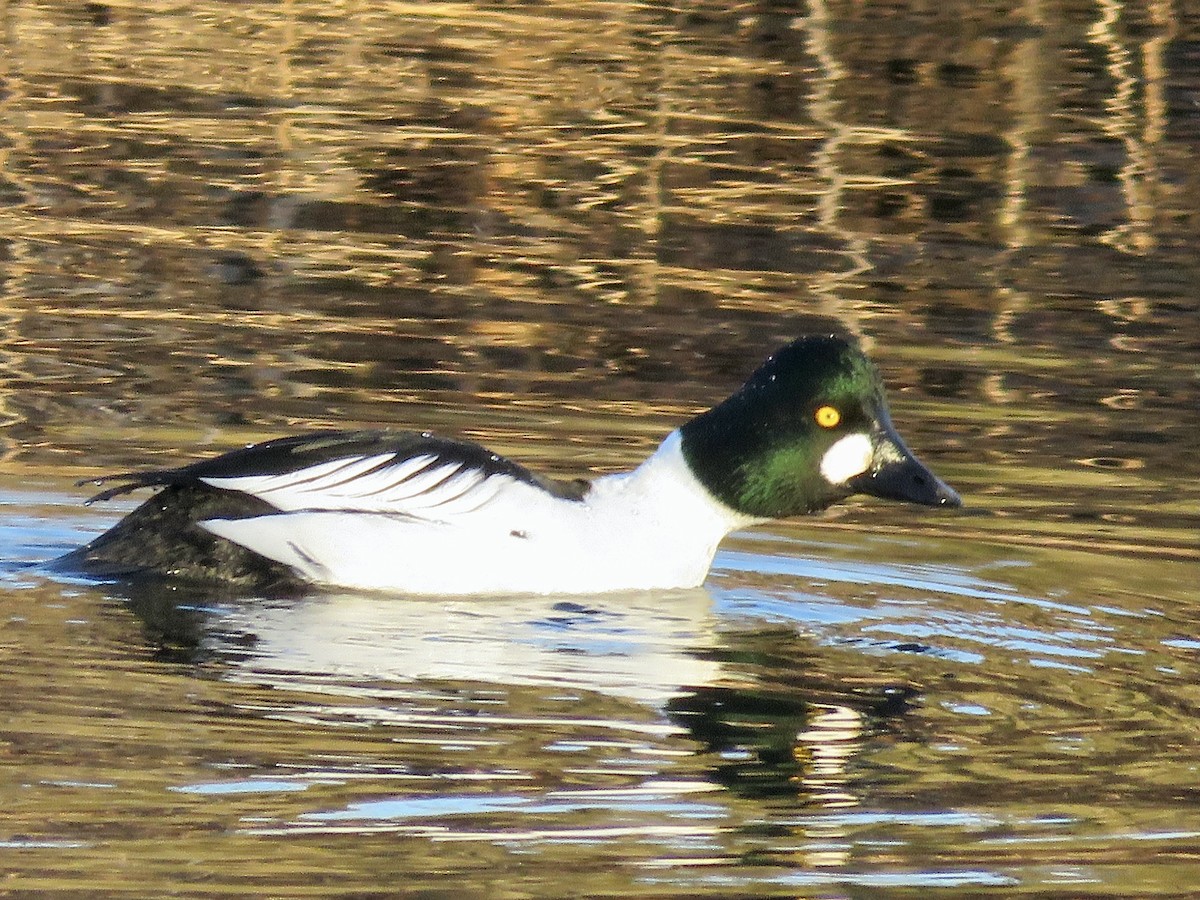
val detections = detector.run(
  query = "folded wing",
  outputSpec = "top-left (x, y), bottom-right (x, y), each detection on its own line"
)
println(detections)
top-left (85, 429), bottom-right (589, 522)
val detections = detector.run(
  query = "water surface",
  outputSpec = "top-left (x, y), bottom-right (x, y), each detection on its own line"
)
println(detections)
top-left (1, 0), bottom-right (1197, 896)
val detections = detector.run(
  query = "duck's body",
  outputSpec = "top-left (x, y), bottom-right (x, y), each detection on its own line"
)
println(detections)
top-left (62, 336), bottom-right (960, 595)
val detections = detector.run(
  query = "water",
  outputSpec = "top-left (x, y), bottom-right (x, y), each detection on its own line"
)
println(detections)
top-left (1, 0), bottom-right (1198, 896)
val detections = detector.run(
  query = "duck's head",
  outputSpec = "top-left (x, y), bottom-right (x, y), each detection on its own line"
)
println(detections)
top-left (680, 335), bottom-right (961, 519)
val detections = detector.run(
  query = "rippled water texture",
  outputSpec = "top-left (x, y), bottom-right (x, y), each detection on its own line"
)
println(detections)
top-left (1, 1), bottom-right (1198, 897)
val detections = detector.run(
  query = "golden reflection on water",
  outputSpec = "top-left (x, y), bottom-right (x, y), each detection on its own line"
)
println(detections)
top-left (1, 0), bottom-right (1199, 896)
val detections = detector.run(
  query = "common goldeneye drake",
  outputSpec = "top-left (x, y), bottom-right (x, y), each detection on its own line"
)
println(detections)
top-left (61, 335), bottom-right (960, 594)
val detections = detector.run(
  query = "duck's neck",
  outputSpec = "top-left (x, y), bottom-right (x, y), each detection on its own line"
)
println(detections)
top-left (596, 429), bottom-right (761, 539)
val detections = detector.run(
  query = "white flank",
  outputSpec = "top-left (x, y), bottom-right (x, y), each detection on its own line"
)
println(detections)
top-left (819, 433), bottom-right (873, 485)
top-left (199, 430), bottom-right (756, 595)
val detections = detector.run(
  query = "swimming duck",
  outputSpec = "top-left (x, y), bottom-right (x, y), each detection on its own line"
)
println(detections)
top-left (62, 335), bottom-right (960, 594)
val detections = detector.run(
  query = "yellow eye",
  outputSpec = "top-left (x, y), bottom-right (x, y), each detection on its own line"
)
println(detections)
top-left (814, 405), bottom-right (841, 428)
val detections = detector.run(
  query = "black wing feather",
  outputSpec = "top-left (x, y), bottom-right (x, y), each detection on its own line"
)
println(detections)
top-left (82, 429), bottom-right (589, 504)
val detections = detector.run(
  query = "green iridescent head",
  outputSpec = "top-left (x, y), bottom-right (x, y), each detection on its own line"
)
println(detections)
top-left (680, 335), bottom-right (960, 518)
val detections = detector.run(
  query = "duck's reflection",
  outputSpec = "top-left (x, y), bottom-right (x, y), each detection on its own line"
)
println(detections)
top-left (112, 577), bottom-right (916, 820)
top-left (116, 578), bottom-right (725, 704)
top-left (665, 676), bottom-right (915, 801)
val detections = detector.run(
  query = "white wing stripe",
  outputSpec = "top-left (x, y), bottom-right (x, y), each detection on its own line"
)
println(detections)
top-left (289, 454), bottom-right (402, 492)
top-left (201, 453), bottom-right (396, 506)
top-left (200, 455), bottom-right (378, 493)
top-left (425, 472), bottom-right (507, 515)
top-left (371, 462), bottom-right (462, 500)
top-left (382, 467), bottom-right (484, 509)
top-left (330, 463), bottom-right (436, 499)
top-left (198, 451), bottom-right (517, 518)
top-left (372, 453), bottom-right (439, 483)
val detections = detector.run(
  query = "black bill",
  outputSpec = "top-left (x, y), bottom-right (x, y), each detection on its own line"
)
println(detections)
top-left (849, 424), bottom-right (962, 508)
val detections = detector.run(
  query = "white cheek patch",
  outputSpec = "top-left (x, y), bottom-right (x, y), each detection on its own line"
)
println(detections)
top-left (820, 433), bottom-right (874, 485)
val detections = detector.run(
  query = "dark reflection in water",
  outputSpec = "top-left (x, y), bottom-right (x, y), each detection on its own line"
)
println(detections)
top-left (1, 0), bottom-right (1199, 896)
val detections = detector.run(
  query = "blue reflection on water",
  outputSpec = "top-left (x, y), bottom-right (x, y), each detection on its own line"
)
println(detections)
top-left (300, 790), bottom-right (728, 822)
top-left (712, 543), bottom-right (1120, 671)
